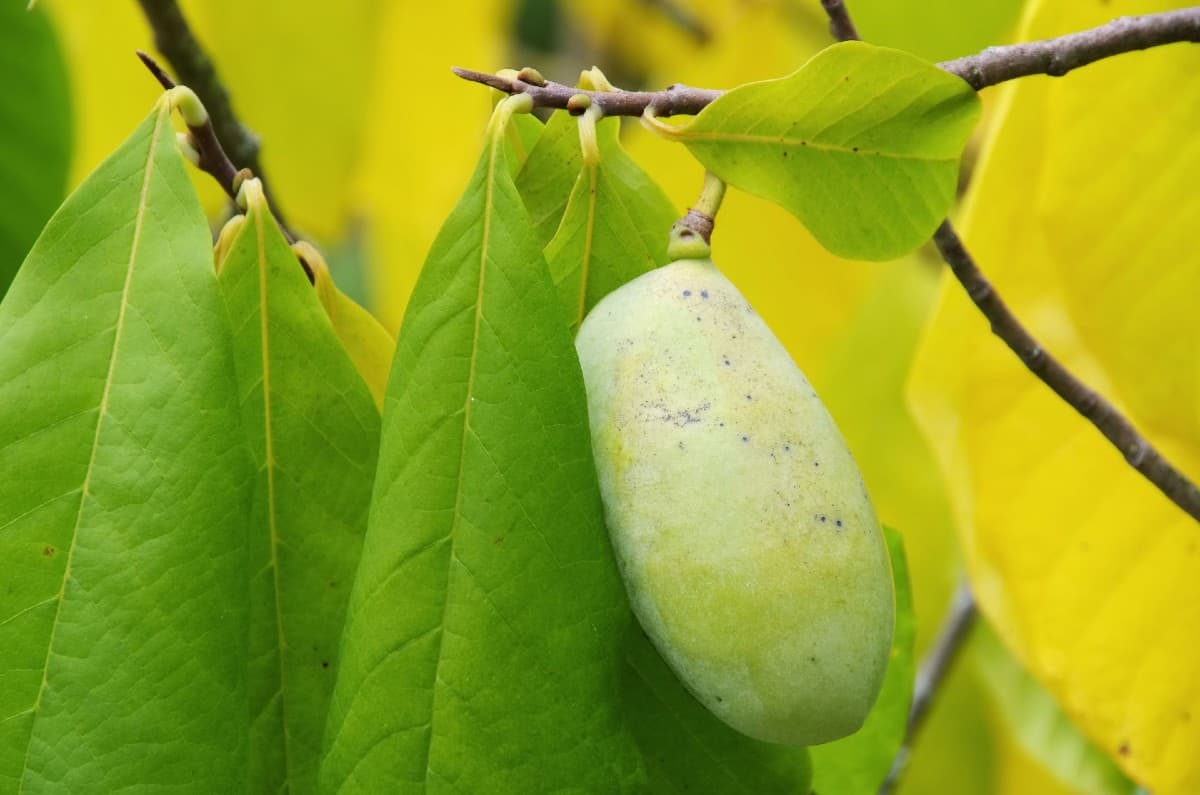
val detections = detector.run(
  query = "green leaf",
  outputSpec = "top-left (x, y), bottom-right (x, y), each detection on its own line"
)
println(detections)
top-left (0, 0), bottom-right (71, 297)
top-left (810, 526), bottom-right (915, 794)
top-left (515, 107), bottom-right (584, 246)
top-left (0, 99), bottom-right (252, 792)
top-left (319, 98), bottom-right (644, 792)
top-left (544, 109), bottom-right (678, 328)
top-left (620, 627), bottom-right (813, 793)
top-left (216, 184), bottom-right (380, 795)
top-left (975, 624), bottom-right (1138, 795)
top-left (654, 41), bottom-right (980, 260)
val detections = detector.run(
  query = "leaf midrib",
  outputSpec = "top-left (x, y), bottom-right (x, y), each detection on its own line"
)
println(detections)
top-left (16, 105), bottom-right (166, 793)
top-left (254, 203), bottom-right (295, 787)
top-left (678, 129), bottom-right (956, 163)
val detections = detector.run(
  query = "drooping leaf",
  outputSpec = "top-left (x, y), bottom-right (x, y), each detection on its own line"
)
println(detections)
top-left (215, 183), bottom-right (380, 795)
top-left (0, 97), bottom-right (252, 792)
top-left (975, 624), bottom-right (1138, 795)
top-left (319, 97), bottom-right (644, 792)
top-left (543, 104), bottom-right (678, 328)
top-left (0, 0), bottom-right (71, 296)
top-left (652, 41), bottom-right (980, 260)
top-left (907, 2), bottom-right (1200, 792)
top-left (619, 628), bottom-right (813, 793)
top-left (810, 526), bottom-right (915, 794)
top-left (295, 241), bottom-right (395, 409)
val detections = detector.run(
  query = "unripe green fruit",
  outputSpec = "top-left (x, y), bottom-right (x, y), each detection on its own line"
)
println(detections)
top-left (576, 255), bottom-right (894, 746)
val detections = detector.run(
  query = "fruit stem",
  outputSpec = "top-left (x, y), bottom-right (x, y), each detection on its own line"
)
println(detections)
top-left (668, 170), bottom-right (727, 260)
top-left (694, 170), bottom-right (726, 220)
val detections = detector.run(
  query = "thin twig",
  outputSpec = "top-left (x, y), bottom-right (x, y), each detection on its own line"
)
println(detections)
top-left (136, 51), bottom-right (239, 200)
top-left (136, 0), bottom-right (260, 176)
top-left (453, 8), bottom-right (1200, 115)
top-left (820, 0), bottom-right (860, 43)
top-left (135, 0), bottom-right (292, 234)
top-left (451, 66), bottom-right (722, 116)
top-left (879, 582), bottom-right (977, 795)
top-left (941, 7), bottom-right (1200, 90)
top-left (932, 223), bottom-right (1200, 520)
top-left (813, 2), bottom-right (1200, 521)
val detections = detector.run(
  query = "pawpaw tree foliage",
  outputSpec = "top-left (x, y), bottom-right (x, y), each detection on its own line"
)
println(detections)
top-left (0, 0), bottom-right (1194, 793)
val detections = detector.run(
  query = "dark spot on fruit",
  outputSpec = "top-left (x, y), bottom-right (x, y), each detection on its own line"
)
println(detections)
top-left (719, 422), bottom-right (725, 427)
top-left (741, 436), bottom-right (749, 443)
top-left (683, 290), bottom-right (691, 297)
top-left (818, 515), bottom-right (827, 523)
top-left (696, 316), bottom-right (702, 322)
top-left (42, 546), bottom-right (55, 557)
top-left (835, 519), bottom-right (843, 528)
top-left (701, 290), bottom-right (709, 299)
top-left (745, 394), bottom-right (752, 400)
top-left (678, 441), bottom-right (685, 450)
top-left (784, 445), bottom-right (791, 452)
top-left (723, 358), bottom-right (731, 366)
top-left (814, 461), bottom-right (820, 467)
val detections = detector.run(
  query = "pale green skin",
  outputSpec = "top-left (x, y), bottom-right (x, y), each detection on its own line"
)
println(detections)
top-left (576, 258), bottom-right (894, 746)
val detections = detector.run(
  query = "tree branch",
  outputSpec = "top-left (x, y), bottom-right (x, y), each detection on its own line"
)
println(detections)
top-left (453, 8), bottom-right (1200, 115)
top-left (808, 1), bottom-right (1199, 791)
top-left (135, 0), bottom-right (292, 234)
top-left (932, 223), bottom-right (1200, 520)
top-left (833, 3), bottom-right (1200, 524)
top-left (136, 50), bottom-right (240, 200)
top-left (451, 66), bottom-right (722, 117)
top-left (819, 0), bottom-right (861, 43)
top-left (136, 0), bottom-right (260, 178)
top-left (879, 581), bottom-right (978, 795)
top-left (940, 7), bottom-right (1200, 90)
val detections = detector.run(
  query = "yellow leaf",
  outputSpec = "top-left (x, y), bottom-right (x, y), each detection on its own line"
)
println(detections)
top-left (353, 0), bottom-right (511, 332)
top-left (908, 2), bottom-right (1200, 792)
top-left (293, 241), bottom-right (395, 410)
